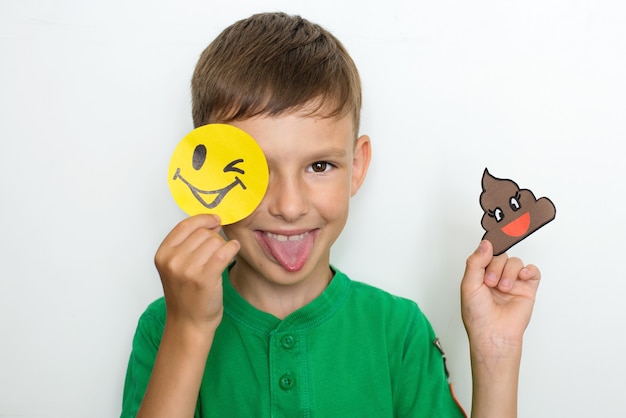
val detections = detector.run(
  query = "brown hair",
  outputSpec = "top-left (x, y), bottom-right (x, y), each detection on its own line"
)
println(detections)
top-left (191, 12), bottom-right (362, 135)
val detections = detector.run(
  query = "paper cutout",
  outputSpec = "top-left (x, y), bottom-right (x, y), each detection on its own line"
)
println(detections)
top-left (480, 168), bottom-right (556, 255)
top-left (168, 124), bottom-right (269, 225)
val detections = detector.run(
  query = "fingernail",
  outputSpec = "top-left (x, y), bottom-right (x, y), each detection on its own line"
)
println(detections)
top-left (477, 240), bottom-right (487, 254)
top-left (485, 272), bottom-right (498, 285)
top-left (501, 277), bottom-right (511, 288)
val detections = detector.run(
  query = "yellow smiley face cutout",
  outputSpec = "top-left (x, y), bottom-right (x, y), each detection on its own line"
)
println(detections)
top-left (167, 124), bottom-right (269, 225)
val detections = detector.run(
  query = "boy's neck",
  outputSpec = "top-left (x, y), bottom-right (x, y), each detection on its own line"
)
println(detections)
top-left (228, 262), bottom-right (334, 319)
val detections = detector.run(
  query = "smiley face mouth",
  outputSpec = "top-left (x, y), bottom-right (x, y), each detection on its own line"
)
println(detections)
top-left (172, 168), bottom-right (247, 209)
top-left (500, 211), bottom-right (531, 237)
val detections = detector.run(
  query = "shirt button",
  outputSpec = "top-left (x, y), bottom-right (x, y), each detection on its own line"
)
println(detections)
top-left (279, 374), bottom-right (296, 391)
top-left (280, 334), bottom-right (296, 350)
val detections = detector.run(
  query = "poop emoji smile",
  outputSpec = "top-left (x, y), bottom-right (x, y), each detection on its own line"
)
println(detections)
top-left (480, 168), bottom-right (556, 255)
top-left (167, 124), bottom-right (269, 225)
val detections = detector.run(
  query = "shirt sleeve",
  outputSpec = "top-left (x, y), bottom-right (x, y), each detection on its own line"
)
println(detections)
top-left (395, 305), bottom-right (467, 417)
top-left (120, 301), bottom-right (165, 418)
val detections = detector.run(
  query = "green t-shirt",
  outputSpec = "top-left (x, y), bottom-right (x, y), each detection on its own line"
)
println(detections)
top-left (121, 267), bottom-right (466, 417)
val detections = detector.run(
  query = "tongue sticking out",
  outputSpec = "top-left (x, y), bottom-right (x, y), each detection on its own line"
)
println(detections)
top-left (262, 231), bottom-right (316, 272)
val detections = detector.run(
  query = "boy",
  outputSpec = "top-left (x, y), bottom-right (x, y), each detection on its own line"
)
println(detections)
top-left (122, 12), bottom-right (540, 417)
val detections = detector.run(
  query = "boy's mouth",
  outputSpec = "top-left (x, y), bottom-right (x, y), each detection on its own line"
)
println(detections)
top-left (257, 229), bottom-right (319, 272)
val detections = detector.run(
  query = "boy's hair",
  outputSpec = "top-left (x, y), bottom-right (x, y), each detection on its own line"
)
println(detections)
top-left (191, 12), bottom-right (362, 135)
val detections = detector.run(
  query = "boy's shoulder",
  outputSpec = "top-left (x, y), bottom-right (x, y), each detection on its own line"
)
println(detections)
top-left (338, 271), bottom-right (437, 349)
top-left (340, 270), bottom-right (424, 319)
top-left (137, 296), bottom-right (167, 325)
top-left (348, 278), bottom-right (416, 305)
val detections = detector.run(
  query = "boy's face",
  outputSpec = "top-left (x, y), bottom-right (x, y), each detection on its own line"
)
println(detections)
top-left (222, 111), bottom-right (370, 289)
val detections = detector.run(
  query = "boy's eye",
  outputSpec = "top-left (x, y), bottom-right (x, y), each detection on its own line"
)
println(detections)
top-left (309, 161), bottom-right (332, 173)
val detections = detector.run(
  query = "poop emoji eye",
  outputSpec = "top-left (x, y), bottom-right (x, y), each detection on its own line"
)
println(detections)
top-left (509, 192), bottom-right (521, 211)
top-left (488, 207), bottom-right (504, 223)
top-left (192, 144), bottom-right (207, 171)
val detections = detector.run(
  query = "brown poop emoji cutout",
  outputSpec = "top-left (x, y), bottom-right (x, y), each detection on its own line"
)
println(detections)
top-left (480, 168), bottom-right (556, 256)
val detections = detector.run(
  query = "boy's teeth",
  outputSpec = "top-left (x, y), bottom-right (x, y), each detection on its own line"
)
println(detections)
top-left (266, 232), bottom-right (309, 242)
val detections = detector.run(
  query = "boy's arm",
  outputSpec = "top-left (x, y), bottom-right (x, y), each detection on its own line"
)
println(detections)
top-left (460, 240), bottom-right (541, 418)
top-left (137, 214), bottom-right (240, 418)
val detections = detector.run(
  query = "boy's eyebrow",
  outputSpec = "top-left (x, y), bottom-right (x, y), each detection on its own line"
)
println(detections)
top-left (264, 147), bottom-right (349, 164)
top-left (308, 147), bottom-right (348, 160)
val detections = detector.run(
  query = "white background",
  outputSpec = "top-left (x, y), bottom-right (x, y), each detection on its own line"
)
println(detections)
top-left (1, 1), bottom-right (625, 417)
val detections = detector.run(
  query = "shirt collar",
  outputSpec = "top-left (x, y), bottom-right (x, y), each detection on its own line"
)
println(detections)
top-left (222, 265), bottom-right (350, 334)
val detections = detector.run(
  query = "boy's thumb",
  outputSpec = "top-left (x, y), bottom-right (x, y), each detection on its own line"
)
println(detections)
top-left (462, 240), bottom-right (493, 289)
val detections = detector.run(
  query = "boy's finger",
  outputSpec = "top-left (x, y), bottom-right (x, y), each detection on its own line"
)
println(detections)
top-left (462, 240), bottom-right (493, 289)
top-left (162, 214), bottom-right (223, 247)
top-left (185, 229), bottom-right (229, 260)
top-left (483, 254), bottom-right (505, 288)
top-left (214, 239), bottom-right (241, 265)
top-left (519, 264), bottom-right (542, 283)
top-left (497, 256), bottom-right (524, 291)
top-left (201, 239), bottom-right (241, 276)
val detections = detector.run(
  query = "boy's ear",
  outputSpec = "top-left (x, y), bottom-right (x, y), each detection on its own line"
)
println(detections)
top-left (351, 135), bottom-right (371, 196)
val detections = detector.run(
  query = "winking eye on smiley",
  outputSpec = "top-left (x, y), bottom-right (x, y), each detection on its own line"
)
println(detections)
top-left (479, 168), bottom-right (556, 256)
top-left (167, 124), bottom-right (269, 225)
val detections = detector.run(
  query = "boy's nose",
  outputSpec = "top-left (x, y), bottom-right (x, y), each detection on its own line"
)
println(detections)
top-left (266, 174), bottom-right (309, 222)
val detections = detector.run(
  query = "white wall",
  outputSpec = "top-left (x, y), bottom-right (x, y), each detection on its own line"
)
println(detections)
top-left (1, 1), bottom-right (625, 416)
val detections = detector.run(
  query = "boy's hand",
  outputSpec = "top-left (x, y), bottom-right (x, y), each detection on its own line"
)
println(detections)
top-left (461, 240), bottom-right (541, 417)
top-left (138, 214), bottom-right (239, 417)
top-left (154, 214), bottom-right (240, 332)
top-left (460, 240), bottom-right (541, 351)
